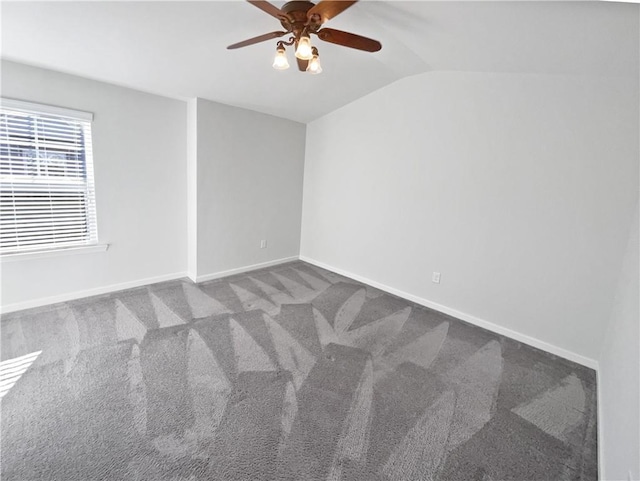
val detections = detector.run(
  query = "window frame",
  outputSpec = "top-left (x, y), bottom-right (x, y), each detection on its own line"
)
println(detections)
top-left (0, 98), bottom-right (104, 258)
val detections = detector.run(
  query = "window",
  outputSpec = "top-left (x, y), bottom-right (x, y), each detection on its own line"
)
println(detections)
top-left (0, 99), bottom-right (98, 255)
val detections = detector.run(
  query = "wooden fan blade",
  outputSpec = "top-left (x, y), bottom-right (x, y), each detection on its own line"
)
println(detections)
top-left (316, 28), bottom-right (381, 52)
top-left (227, 31), bottom-right (287, 49)
top-left (247, 0), bottom-right (286, 20)
top-left (307, 1), bottom-right (357, 24)
top-left (297, 57), bottom-right (309, 72)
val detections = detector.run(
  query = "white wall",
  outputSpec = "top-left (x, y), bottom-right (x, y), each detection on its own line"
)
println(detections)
top-left (600, 203), bottom-right (639, 481)
top-left (0, 61), bottom-right (188, 310)
top-left (301, 71), bottom-right (639, 363)
top-left (0, 65), bottom-right (306, 307)
top-left (193, 98), bottom-right (305, 279)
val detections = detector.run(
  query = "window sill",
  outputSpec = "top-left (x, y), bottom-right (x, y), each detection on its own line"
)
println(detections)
top-left (0, 244), bottom-right (109, 263)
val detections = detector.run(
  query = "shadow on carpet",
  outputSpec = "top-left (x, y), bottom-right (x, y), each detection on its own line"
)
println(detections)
top-left (0, 261), bottom-right (598, 480)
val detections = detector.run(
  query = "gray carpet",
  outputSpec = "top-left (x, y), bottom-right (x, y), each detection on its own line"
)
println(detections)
top-left (1, 260), bottom-right (598, 480)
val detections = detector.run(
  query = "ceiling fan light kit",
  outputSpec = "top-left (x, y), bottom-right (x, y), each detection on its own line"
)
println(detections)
top-left (228, 0), bottom-right (382, 74)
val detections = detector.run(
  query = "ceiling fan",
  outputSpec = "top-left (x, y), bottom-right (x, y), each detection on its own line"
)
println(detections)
top-left (227, 0), bottom-right (382, 74)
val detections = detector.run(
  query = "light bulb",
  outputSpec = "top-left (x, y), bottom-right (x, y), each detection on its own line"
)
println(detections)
top-left (295, 35), bottom-right (313, 60)
top-left (306, 49), bottom-right (322, 74)
top-left (272, 47), bottom-right (289, 70)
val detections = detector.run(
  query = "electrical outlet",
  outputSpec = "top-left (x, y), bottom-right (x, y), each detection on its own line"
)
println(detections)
top-left (260, 239), bottom-right (267, 249)
top-left (432, 272), bottom-right (441, 284)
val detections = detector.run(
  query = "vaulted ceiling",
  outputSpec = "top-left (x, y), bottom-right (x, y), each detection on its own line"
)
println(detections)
top-left (2, 1), bottom-right (638, 122)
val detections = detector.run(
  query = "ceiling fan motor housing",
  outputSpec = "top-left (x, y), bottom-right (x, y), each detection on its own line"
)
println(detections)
top-left (280, 1), bottom-right (322, 34)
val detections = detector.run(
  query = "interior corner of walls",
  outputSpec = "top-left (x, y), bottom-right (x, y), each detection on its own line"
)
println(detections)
top-left (596, 365), bottom-right (606, 481)
top-left (194, 256), bottom-right (299, 283)
top-left (186, 95), bottom-right (198, 283)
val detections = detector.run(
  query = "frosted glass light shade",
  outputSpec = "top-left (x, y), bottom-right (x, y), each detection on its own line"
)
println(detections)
top-left (295, 36), bottom-right (313, 60)
top-left (273, 47), bottom-right (290, 70)
top-left (307, 53), bottom-right (322, 74)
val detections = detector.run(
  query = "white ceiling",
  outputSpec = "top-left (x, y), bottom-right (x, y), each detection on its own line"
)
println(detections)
top-left (1, 1), bottom-right (638, 123)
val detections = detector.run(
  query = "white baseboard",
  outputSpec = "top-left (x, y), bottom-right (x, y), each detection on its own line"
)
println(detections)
top-left (194, 256), bottom-right (299, 283)
top-left (4, 253), bottom-right (600, 372)
top-left (300, 255), bottom-right (599, 370)
top-left (1, 271), bottom-right (188, 314)
top-left (1, 256), bottom-right (299, 314)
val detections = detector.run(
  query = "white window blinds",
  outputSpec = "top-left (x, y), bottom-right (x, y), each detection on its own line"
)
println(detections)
top-left (0, 99), bottom-right (98, 254)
